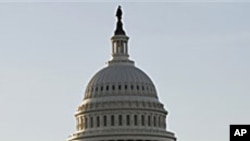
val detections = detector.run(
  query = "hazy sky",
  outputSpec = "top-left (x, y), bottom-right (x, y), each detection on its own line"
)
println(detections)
top-left (0, 2), bottom-right (250, 141)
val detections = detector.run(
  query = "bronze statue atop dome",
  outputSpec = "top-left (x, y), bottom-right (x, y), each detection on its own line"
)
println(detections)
top-left (116, 5), bottom-right (122, 21)
top-left (114, 5), bottom-right (126, 35)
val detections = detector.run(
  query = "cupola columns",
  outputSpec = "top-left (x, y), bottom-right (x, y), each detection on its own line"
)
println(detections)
top-left (111, 35), bottom-right (129, 59)
top-left (109, 6), bottom-right (133, 65)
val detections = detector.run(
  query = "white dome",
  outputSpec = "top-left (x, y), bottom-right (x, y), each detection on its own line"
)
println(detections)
top-left (84, 64), bottom-right (158, 99)
top-left (88, 65), bottom-right (153, 85)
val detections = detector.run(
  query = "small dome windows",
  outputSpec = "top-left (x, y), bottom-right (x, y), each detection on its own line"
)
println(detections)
top-left (84, 83), bottom-right (157, 99)
top-left (124, 85), bottom-right (128, 90)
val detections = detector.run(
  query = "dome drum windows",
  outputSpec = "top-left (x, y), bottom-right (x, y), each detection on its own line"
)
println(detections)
top-left (103, 115), bottom-right (107, 127)
top-left (75, 101), bottom-right (167, 130)
top-left (76, 117), bottom-right (80, 130)
top-left (130, 85), bottom-right (134, 90)
top-left (85, 82), bottom-right (157, 98)
top-left (90, 117), bottom-right (93, 128)
top-left (153, 116), bottom-right (156, 127)
top-left (148, 115), bottom-right (151, 126)
top-left (158, 116), bottom-right (161, 128)
top-left (76, 112), bottom-right (166, 131)
top-left (118, 85), bottom-right (122, 90)
top-left (81, 116), bottom-right (84, 130)
top-left (126, 115), bottom-right (130, 126)
top-left (97, 116), bottom-right (100, 127)
top-left (134, 115), bottom-right (138, 126)
top-left (124, 84), bottom-right (128, 91)
top-left (111, 115), bottom-right (115, 126)
top-left (85, 117), bottom-right (88, 128)
top-left (119, 115), bottom-right (123, 126)
top-left (162, 115), bottom-right (167, 129)
top-left (141, 115), bottom-right (145, 126)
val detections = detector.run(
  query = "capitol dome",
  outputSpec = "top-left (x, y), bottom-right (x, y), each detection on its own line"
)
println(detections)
top-left (84, 64), bottom-right (158, 99)
top-left (67, 6), bottom-right (177, 141)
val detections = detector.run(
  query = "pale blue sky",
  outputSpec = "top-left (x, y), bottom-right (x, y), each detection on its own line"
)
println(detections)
top-left (0, 2), bottom-right (250, 141)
